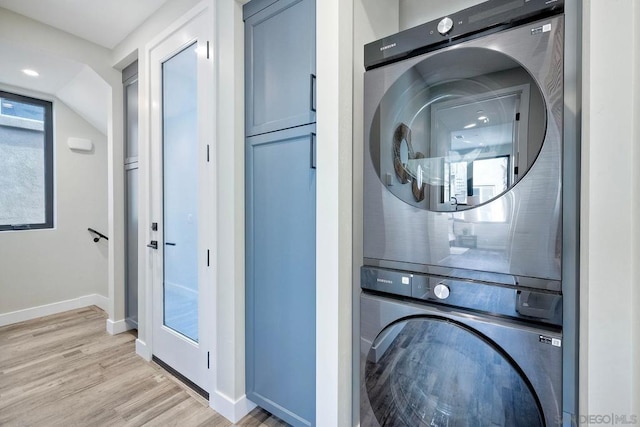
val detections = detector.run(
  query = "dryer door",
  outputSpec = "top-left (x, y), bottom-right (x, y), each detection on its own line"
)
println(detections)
top-left (367, 47), bottom-right (547, 213)
top-left (363, 317), bottom-right (544, 426)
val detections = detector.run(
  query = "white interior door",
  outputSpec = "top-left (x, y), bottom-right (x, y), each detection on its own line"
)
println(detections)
top-left (149, 9), bottom-right (214, 393)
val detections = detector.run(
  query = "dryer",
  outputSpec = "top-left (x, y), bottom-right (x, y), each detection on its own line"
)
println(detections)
top-left (363, 0), bottom-right (565, 289)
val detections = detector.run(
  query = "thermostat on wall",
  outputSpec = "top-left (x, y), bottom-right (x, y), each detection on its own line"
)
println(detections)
top-left (67, 137), bottom-right (93, 152)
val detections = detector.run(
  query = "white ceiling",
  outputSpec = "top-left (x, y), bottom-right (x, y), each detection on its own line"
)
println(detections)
top-left (0, 1), bottom-right (169, 134)
top-left (0, 0), bottom-right (169, 49)
top-left (0, 40), bottom-right (110, 134)
top-left (0, 40), bottom-right (84, 94)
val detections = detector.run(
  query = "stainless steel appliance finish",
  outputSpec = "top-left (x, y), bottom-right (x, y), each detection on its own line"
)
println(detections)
top-left (360, 292), bottom-right (562, 426)
top-left (360, 1), bottom-right (571, 424)
top-left (363, 15), bottom-right (565, 286)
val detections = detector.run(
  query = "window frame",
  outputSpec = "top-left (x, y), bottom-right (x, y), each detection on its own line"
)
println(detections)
top-left (0, 90), bottom-right (54, 231)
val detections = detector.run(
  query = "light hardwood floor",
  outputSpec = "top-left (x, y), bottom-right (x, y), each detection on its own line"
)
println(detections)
top-left (0, 306), bottom-right (288, 426)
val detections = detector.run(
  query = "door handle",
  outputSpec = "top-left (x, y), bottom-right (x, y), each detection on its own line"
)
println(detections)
top-left (310, 74), bottom-right (316, 112)
top-left (165, 242), bottom-right (176, 246)
top-left (310, 132), bottom-right (316, 169)
top-left (147, 240), bottom-right (158, 249)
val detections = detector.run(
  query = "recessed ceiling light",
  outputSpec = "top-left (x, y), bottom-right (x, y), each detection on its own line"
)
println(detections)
top-left (22, 69), bottom-right (39, 77)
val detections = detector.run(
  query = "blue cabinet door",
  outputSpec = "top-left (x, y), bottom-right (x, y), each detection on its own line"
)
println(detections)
top-left (246, 124), bottom-right (316, 426)
top-left (244, 0), bottom-right (316, 136)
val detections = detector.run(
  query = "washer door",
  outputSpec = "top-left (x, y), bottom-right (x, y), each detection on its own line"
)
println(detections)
top-left (364, 317), bottom-right (544, 426)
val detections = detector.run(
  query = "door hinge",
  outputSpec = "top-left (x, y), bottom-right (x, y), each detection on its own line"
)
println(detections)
top-left (207, 144), bottom-right (210, 162)
top-left (515, 112), bottom-right (520, 121)
top-left (207, 249), bottom-right (210, 267)
top-left (206, 41), bottom-right (210, 59)
top-left (207, 351), bottom-right (210, 369)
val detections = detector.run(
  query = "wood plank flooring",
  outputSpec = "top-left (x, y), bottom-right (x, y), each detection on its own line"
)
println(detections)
top-left (0, 306), bottom-right (288, 426)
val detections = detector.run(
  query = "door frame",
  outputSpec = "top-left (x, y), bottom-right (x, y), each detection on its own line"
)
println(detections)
top-left (140, 0), bottom-right (216, 394)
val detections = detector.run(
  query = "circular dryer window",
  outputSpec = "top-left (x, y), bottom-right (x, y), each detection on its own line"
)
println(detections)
top-left (369, 47), bottom-right (547, 212)
top-left (364, 318), bottom-right (544, 426)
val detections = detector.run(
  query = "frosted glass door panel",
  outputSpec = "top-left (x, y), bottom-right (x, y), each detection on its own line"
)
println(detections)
top-left (162, 43), bottom-right (199, 342)
top-left (125, 81), bottom-right (139, 160)
top-left (125, 166), bottom-right (139, 326)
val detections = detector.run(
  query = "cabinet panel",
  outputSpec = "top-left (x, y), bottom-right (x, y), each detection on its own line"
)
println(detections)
top-left (246, 124), bottom-right (316, 426)
top-left (244, 0), bottom-right (316, 136)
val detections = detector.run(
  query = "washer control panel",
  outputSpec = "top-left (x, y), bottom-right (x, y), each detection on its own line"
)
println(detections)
top-left (437, 17), bottom-right (454, 35)
top-left (433, 282), bottom-right (450, 299)
top-left (361, 266), bottom-right (562, 326)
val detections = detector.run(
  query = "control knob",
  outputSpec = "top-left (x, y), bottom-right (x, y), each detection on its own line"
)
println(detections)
top-left (437, 17), bottom-right (454, 36)
top-left (433, 283), bottom-right (450, 300)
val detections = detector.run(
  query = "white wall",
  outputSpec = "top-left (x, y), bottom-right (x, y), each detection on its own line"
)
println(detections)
top-left (213, 0), bottom-right (252, 420)
top-left (0, 9), bottom-right (119, 324)
top-left (316, 1), bottom-right (354, 425)
top-left (634, 1), bottom-right (640, 415)
top-left (581, 0), bottom-right (640, 417)
top-left (0, 84), bottom-right (108, 319)
top-left (0, 7), bottom-right (124, 326)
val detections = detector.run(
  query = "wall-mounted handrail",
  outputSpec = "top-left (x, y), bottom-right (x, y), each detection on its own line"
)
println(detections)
top-left (88, 227), bottom-right (108, 242)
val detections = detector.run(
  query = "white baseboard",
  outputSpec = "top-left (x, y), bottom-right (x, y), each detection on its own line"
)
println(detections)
top-left (106, 318), bottom-right (134, 335)
top-left (211, 391), bottom-right (257, 424)
top-left (136, 338), bottom-right (152, 361)
top-left (0, 294), bottom-right (109, 327)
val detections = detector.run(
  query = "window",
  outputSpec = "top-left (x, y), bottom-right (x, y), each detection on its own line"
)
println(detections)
top-left (0, 91), bottom-right (53, 230)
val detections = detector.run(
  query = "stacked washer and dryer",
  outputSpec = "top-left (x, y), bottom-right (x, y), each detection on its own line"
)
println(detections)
top-left (360, 0), bottom-right (578, 425)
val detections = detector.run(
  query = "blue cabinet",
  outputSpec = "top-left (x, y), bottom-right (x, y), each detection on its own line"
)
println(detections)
top-left (244, 0), bottom-right (316, 136)
top-left (245, 125), bottom-right (316, 426)
top-left (244, 0), bottom-right (316, 425)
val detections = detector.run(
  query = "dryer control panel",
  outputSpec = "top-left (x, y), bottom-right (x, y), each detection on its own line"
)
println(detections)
top-left (364, 0), bottom-right (564, 69)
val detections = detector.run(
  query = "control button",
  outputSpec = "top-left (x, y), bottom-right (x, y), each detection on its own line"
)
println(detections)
top-left (433, 283), bottom-right (450, 300)
top-left (437, 17), bottom-right (454, 35)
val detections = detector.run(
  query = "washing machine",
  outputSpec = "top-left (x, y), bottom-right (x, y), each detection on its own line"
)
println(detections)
top-left (360, 267), bottom-right (563, 426)
top-left (360, 0), bottom-right (568, 425)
